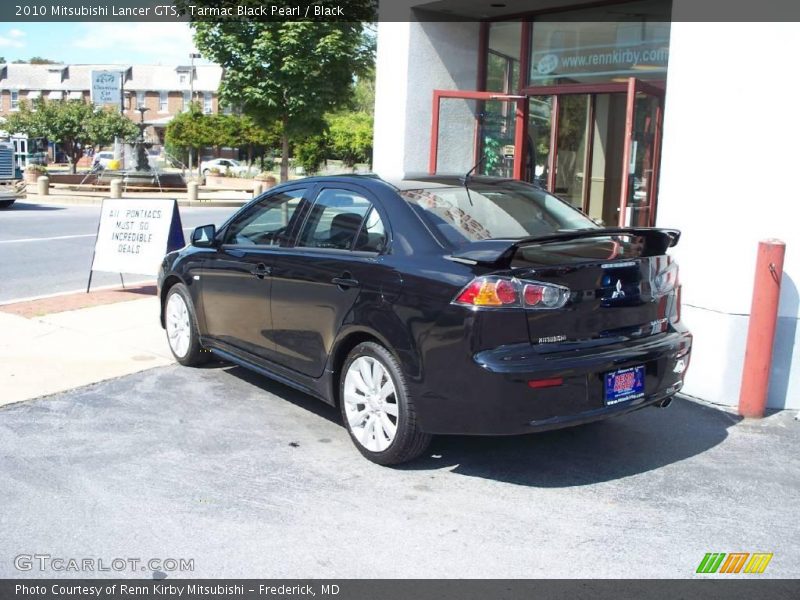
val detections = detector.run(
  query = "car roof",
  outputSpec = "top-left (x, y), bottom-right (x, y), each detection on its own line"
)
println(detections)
top-left (386, 173), bottom-right (518, 191)
top-left (271, 173), bottom-right (518, 192)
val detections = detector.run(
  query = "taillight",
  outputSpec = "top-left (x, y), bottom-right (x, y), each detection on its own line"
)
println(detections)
top-left (453, 276), bottom-right (570, 310)
top-left (523, 283), bottom-right (570, 309)
top-left (453, 277), bottom-right (518, 307)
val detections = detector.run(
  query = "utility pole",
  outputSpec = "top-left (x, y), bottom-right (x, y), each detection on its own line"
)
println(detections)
top-left (188, 52), bottom-right (201, 177)
top-left (115, 69), bottom-right (126, 168)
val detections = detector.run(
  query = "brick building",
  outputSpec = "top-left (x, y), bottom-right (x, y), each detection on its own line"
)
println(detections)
top-left (0, 62), bottom-right (224, 164)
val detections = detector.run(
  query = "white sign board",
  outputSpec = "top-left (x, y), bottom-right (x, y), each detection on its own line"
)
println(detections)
top-left (90, 199), bottom-right (185, 277)
top-left (91, 70), bottom-right (121, 107)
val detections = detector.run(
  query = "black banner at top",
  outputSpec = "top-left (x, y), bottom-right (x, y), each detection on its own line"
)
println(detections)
top-left (3, 0), bottom-right (800, 22)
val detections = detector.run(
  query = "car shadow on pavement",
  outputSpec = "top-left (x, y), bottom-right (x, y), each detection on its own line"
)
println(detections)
top-left (222, 364), bottom-right (343, 425)
top-left (6, 202), bottom-right (66, 211)
top-left (403, 398), bottom-right (742, 487)
top-left (217, 363), bottom-right (740, 487)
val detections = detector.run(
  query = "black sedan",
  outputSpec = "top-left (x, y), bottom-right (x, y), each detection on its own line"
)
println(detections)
top-left (158, 175), bottom-right (692, 465)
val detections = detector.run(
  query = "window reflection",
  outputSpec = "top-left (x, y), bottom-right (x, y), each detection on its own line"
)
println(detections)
top-left (486, 21), bottom-right (521, 93)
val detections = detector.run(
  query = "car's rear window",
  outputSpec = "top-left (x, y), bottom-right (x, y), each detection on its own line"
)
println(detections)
top-left (399, 183), bottom-right (597, 248)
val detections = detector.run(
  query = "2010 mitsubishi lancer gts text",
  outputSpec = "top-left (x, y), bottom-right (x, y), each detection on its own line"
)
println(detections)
top-left (157, 175), bottom-right (692, 465)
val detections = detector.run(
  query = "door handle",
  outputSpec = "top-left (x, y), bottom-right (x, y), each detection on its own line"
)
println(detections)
top-left (332, 276), bottom-right (360, 289)
top-left (251, 263), bottom-right (271, 279)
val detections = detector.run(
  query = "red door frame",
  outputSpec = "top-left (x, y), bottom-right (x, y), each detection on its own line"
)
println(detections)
top-left (428, 90), bottom-right (526, 177)
top-left (429, 79), bottom-right (665, 226)
top-left (619, 78), bottom-right (665, 226)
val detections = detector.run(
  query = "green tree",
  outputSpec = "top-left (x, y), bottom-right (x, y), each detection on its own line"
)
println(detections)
top-left (6, 99), bottom-right (137, 173)
top-left (294, 135), bottom-right (327, 175)
top-left (29, 57), bottom-right (61, 64)
top-left (238, 115), bottom-right (280, 168)
top-left (207, 113), bottom-right (240, 151)
top-left (87, 106), bottom-right (139, 151)
top-left (177, 5), bottom-right (375, 181)
top-left (351, 66), bottom-right (375, 115)
top-left (325, 111), bottom-right (373, 168)
top-left (12, 57), bottom-right (60, 64)
top-left (164, 104), bottom-right (215, 173)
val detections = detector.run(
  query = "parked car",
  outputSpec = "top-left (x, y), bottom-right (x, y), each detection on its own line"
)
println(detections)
top-left (200, 158), bottom-right (250, 177)
top-left (27, 151), bottom-right (48, 166)
top-left (157, 175), bottom-right (692, 465)
top-left (92, 151), bottom-right (115, 170)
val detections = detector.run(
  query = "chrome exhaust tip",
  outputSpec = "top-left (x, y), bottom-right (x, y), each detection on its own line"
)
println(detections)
top-left (658, 397), bottom-right (673, 408)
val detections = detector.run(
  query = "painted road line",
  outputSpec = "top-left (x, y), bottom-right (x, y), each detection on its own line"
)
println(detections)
top-left (0, 226), bottom-right (195, 244)
top-left (0, 233), bottom-right (97, 244)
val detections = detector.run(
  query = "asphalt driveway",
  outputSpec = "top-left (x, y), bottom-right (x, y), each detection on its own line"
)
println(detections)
top-left (1, 363), bottom-right (797, 578)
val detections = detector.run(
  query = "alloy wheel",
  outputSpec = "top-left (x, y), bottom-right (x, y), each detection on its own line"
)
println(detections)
top-left (166, 292), bottom-right (191, 358)
top-left (343, 356), bottom-right (399, 452)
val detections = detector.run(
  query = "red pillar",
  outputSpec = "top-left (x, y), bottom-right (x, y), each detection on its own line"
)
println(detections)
top-left (738, 239), bottom-right (786, 418)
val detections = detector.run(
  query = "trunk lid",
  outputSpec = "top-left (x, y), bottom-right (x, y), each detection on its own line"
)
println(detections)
top-left (450, 229), bottom-right (680, 346)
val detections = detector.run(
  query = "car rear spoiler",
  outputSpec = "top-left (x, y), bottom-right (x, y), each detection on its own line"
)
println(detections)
top-left (446, 227), bottom-right (681, 267)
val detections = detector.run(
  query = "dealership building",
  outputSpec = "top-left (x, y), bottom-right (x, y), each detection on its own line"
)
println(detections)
top-left (373, 0), bottom-right (799, 410)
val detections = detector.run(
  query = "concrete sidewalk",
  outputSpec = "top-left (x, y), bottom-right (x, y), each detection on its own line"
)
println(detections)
top-left (0, 296), bottom-right (172, 408)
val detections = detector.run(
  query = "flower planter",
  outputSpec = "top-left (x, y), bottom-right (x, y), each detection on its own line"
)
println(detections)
top-left (255, 175), bottom-right (278, 189)
top-left (204, 174), bottom-right (258, 191)
top-left (25, 170), bottom-right (46, 184)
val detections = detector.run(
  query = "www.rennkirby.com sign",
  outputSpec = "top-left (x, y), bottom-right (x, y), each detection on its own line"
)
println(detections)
top-left (531, 40), bottom-right (669, 82)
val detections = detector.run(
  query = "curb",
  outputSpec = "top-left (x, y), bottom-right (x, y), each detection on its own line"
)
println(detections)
top-left (23, 195), bottom-right (249, 208)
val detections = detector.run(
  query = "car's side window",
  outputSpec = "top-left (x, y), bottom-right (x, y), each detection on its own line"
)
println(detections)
top-left (223, 188), bottom-right (306, 246)
top-left (296, 188), bottom-right (374, 251)
top-left (353, 207), bottom-right (388, 253)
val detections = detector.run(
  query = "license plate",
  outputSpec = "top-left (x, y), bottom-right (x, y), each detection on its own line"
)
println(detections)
top-left (604, 365), bottom-right (645, 405)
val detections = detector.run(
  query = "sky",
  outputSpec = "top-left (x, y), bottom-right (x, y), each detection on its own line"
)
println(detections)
top-left (0, 22), bottom-right (214, 65)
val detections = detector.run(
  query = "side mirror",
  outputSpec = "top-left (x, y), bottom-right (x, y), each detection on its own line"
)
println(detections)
top-left (191, 224), bottom-right (216, 247)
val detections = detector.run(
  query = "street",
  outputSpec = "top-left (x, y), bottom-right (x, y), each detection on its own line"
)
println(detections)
top-left (0, 201), bottom-right (237, 303)
top-left (0, 363), bottom-right (798, 578)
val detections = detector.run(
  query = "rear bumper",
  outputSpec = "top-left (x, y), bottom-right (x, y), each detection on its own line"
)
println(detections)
top-left (413, 328), bottom-right (692, 435)
top-left (0, 180), bottom-right (26, 200)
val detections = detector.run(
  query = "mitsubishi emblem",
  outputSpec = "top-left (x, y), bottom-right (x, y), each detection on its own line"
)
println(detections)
top-left (612, 279), bottom-right (626, 299)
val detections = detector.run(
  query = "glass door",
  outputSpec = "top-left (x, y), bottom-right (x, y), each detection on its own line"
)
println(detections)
top-left (429, 91), bottom-right (525, 178)
top-left (430, 81), bottom-right (664, 228)
top-left (620, 78), bottom-right (664, 227)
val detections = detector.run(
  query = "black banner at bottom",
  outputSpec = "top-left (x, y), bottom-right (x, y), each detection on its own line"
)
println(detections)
top-left (1, 580), bottom-right (799, 600)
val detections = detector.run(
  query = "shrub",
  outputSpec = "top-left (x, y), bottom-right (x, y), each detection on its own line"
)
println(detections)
top-left (293, 136), bottom-right (326, 175)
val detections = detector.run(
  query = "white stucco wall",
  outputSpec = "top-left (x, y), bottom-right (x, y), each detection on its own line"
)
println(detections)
top-left (658, 19), bottom-right (800, 409)
top-left (373, 20), bottom-right (481, 178)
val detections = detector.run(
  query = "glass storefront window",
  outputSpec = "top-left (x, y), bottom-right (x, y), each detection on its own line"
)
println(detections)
top-left (555, 95), bottom-right (590, 209)
top-left (526, 96), bottom-right (552, 187)
top-left (435, 97), bottom-right (517, 178)
top-left (486, 21), bottom-right (522, 93)
top-left (529, 0), bottom-right (670, 86)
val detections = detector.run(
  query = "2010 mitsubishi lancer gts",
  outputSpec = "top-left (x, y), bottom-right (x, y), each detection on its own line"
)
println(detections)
top-left (157, 175), bottom-right (692, 465)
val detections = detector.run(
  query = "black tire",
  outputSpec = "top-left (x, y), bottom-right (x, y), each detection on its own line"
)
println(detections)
top-left (339, 342), bottom-right (431, 465)
top-left (0, 199), bottom-right (15, 209)
top-left (164, 283), bottom-right (210, 366)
